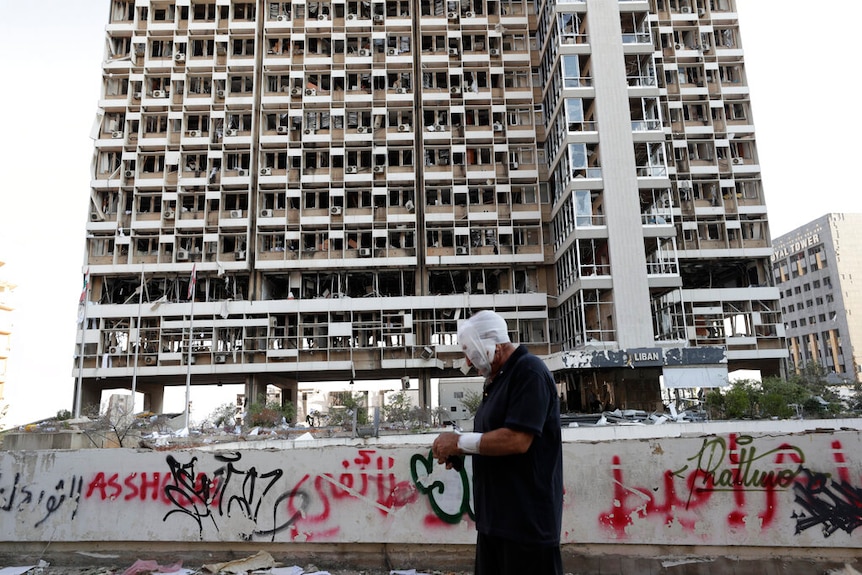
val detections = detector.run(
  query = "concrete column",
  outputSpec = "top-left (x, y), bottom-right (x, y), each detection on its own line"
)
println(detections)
top-left (136, 382), bottom-right (165, 414)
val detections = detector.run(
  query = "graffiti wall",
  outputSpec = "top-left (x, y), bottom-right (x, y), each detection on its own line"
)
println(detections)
top-left (0, 426), bottom-right (860, 548)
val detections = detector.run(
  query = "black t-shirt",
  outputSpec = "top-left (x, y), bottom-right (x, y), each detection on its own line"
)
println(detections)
top-left (472, 345), bottom-right (563, 545)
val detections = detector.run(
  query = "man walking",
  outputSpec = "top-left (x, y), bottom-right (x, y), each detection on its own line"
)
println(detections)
top-left (432, 310), bottom-right (563, 575)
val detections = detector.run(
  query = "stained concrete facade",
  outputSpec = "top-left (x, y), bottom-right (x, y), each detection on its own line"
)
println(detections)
top-left (1, 420), bottom-right (860, 573)
top-left (75, 0), bottom-right (785, 422)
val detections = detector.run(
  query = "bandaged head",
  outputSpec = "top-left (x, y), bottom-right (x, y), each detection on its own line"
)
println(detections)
top-left (458, 310), bottom-right (511, 376)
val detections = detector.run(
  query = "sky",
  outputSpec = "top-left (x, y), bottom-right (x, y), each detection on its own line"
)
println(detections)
top-left (0, 1), bottom-right (860, 428)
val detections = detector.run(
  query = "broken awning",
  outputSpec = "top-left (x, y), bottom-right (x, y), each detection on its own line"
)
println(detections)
top-left (662, 365), bottom-right (728, 389)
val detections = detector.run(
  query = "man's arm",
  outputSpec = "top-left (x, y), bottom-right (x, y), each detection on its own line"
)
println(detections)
top-left (432, 428), bottom-right (533, 465)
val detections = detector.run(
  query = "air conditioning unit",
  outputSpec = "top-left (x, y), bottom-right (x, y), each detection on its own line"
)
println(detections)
top-left (144, 356), bottom-right (155, 365)
top-left (226, 128), bottom-right (238, 136)
top-left (330, 205), bottom-right (342, 215)
top-left (187, 130), bottom-right (200, 137)
top-left (235, 249), bottom-right (246, 260)
top-left (152, 90), bottom-right (165, 98)
top-left (398, 124), bottom-right (411, 132)
top-left (464, 85), bottom-right (474, 93)
top-left (164, 209), bottom-right (175, 219)
top-left (133, 91), bottom-right (142, 99)
top-left (111, 130), bottom-right (123, 138)
top-left (277, 125), bottom-right (289, 134)
top-left (356, 126), bottom-right (368, 133)
top-left (346, 13), bottom-right (356, 20)
top-left (305, 88), bottom-right (317, 96)
top-left (404, 199), bottom-right (415, 212)
top-left (260, 167), bottom-right (272, 176)
top-left (373, 165), bottom-right (385, 173)
top-left (435, 124), bottom-right (445, 132)
top-left (351, 247), bottom-right (368, 259)
top-left (733, 157), bottom-right (741, 164)
top-left (237, 168), bottom-right (247, 176)
top-left (109, 346), bottom-right (120, 355)
top-left (318, 13), bottom-right (328, 20)
top-left (395, 87), bottom-right (407, 94)
top-left (456, 246), bottom-right (468, 255)
top-left (359, 49), bottom-right (371, 56)
top-left (216, 89), bottom-right (225, 98)
top-left (304, 128), bottom-right (316, 135)
top-left (420, 346), bottom-right (435, 360)
top-left (387, 48), bottom-right (398, 55)
top-left (401, 376), bottom-right (410, 390)
top-left (215, 354), bottom-right (227, 364)
top-left (345, 165), bottom-right (358, 174)
top-left (125, 169), bottom-right (135, 178)
top-left (447, 11), bottom-right (458, 19)
top-left (450, 86), bottom-right (461, 94)
top-left (448, 48), bottom-right (459, 56)
top-left (374, 14), bottom-right (385, 22)
top-left (177, 249), bottom-right (190, 261)
top-left (490, 48), bottom-right (500, 56)
top-left (698, 8), bottom-right (706, 16)
top-left (230, 209), bottom-right (243, 218)
top-left (174, 53), bottom-right (185, 61)
top-left (290, 87), bottom-right (302, 96)
top-left (509, 162), bottom-right (519, 170)
top-left (681, 5), bottom-right (690, 12)
top-left (261, 209), bottom-right (274, 217)
top-left (277, 14), bottom-right (289, 21)
top-left (493, 122), bottom-right (503, 132)
top-left (465, 11), bottom-right (475, 17)
top-left (674, 43), bottom-right (682, 50)
top-left (90, 212), bottom-right (103, 221)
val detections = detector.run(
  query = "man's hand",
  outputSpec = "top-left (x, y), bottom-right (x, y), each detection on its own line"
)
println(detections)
top-left (432, 431), bottom-right (461, 468)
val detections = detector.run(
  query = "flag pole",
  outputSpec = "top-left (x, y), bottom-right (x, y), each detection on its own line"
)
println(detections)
top-left (183, 264), bottom-right (196, 430)
top-left (131, 265), bottom-right (144, 412)
top-left (74, 268), bottom-right (90, 419)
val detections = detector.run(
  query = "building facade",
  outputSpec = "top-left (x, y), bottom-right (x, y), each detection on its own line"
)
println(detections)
top-left (772, 213), bottom-right (862, 384)
top-left (76, 0), bottom-right (784, 417)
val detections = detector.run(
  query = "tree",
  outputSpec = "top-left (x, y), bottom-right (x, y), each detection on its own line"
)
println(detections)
top-left (246, 395), bottom-right (296, 427)
top-left (205, 402), bottom-right (238, 429)
top-left (81, 398), bottom-right (141, 448)
top-left (383, 390), bottom-right (413, 428)
top-left (327, 392), bottom-right (368, 427)
top-left (459, 389), bottom-right (483, 417)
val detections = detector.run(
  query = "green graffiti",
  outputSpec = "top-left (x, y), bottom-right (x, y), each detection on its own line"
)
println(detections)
top-left (674, 435), bottom-right (805, 493)
top-left (409, 449), bottom-right (474, 524)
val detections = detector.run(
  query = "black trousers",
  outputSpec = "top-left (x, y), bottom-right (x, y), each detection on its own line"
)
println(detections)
top-left (474, 532), bottom-right (563, 575)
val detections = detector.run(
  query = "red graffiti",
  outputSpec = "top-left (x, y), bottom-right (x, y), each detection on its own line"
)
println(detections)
top-left (599, 455), bottom-right (713, 538)
top-left (599, 434), bottom-right (807, 539)
top-left (85, 471), bottom-right (219, 507)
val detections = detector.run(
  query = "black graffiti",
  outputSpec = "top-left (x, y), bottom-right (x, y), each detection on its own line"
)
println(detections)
top-left (164, 453), bottom-right (307, 540)
top-left (792, 467), bottom-right (862, 537)
top-left (0, 472), bottom-right (83, 528)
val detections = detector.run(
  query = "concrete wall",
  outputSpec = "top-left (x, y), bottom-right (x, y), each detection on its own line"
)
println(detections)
top-left (1, 420), bottom-right (861, 571)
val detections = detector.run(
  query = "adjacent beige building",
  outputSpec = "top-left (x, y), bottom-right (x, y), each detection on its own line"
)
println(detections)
top-left (772, 213), bottom-right (862, 383)
top-left (75, 0), bottom-right (785, 417)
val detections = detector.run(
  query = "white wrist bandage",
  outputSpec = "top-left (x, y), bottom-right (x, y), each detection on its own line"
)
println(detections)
top-left (457, 432), bottom-right (482, 455)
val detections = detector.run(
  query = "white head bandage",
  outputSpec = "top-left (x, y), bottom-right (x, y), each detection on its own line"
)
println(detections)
top-left (458, 310), bottom-right (511, 376)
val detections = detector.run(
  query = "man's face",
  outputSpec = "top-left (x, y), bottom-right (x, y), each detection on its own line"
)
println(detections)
top-left (462, 342), bottom-right (498, 377)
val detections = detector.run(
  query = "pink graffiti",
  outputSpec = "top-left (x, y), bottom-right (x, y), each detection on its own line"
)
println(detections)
top-left (285, 449), bottom-right (418, 541)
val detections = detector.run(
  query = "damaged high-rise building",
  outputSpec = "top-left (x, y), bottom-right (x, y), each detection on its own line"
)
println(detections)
top-left (76, 0), bottom-right (785, 417)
